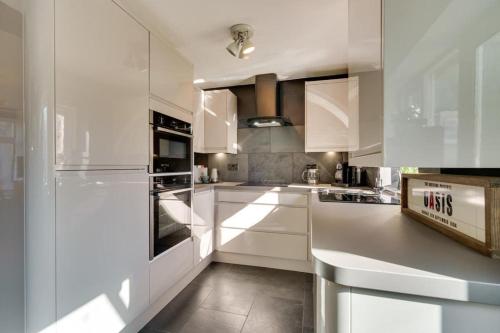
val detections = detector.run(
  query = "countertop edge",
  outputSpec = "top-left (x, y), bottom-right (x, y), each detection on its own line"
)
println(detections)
top-left (312, 250), bottom-right (500, 306)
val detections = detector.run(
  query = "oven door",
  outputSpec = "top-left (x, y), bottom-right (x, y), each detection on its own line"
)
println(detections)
top-left (150, 126), bottom-right (192, 174)
top-left (150, 188), bottom-right (192, 259)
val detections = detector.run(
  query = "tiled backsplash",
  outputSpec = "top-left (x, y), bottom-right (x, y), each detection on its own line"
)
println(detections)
top-left (205, 126), bottom-right (347, 184)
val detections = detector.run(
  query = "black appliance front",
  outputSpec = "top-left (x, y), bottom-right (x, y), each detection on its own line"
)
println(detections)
top-left (151, 128), bottom-right (192, 173)
top-left (150, 175), bottom-right (192, 259)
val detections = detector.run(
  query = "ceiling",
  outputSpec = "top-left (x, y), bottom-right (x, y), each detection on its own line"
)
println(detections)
top-left (117, 0), bottom-right (348, 89)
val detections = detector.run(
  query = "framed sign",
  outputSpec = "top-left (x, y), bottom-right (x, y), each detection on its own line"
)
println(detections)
top-left (401, 173), bottom-right (500, 258)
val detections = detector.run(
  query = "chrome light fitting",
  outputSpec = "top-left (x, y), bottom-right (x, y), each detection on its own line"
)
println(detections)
top-left (226, 24), bottom-right (255, 59)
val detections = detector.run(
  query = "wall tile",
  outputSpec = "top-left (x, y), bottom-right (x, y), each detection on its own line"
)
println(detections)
top-left (292, 152), bottom-right (342, 184)
top-left (208, 153), bottom-right (248, 182)
top-left (237, 128), bottom-right (270, 153)
top-left (270, 126), bottom-right (305, 153)
top-left (248, 153), bottom-right (293, 184)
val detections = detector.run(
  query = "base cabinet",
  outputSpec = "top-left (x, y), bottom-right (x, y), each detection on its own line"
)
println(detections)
top-left (193, 189), bottom-right (215, 264)
top-left (149, 239), bottom-right (194, 304)
top-left (316, 278), bottom-right (500, 333)
top-left (55, 171), bottom-right (149, 333)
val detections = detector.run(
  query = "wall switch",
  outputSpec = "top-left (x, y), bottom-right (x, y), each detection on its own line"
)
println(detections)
top-left (227, 163), bottom-right (239, 171)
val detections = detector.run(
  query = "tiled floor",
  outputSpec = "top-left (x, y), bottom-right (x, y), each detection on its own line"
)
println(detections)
top-left (140, 262), bottom-right (314, 333)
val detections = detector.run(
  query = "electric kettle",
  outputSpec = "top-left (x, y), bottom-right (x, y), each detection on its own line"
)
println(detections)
top-left (302, 164), bottom-right (320, 185)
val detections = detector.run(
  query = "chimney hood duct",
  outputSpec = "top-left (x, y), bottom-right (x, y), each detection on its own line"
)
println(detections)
top-left (247, 73), bottom-right (292, 128)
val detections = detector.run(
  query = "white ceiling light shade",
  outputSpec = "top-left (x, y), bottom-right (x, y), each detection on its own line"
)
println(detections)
top-left (226, 24), bottom-right (255, 59)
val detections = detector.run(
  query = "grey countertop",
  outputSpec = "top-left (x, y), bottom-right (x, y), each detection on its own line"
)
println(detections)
top-left (310, 191), bottom-right (500, 306)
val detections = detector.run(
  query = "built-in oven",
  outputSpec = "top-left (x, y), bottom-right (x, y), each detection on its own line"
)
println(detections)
top-left (149, 174), bottom-right (193, 260)
top-left (149, 110), bottom-right (193, 174)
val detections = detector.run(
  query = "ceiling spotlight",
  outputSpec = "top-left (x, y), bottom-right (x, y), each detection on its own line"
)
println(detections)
top-left (226, 24), bottom-right (255, 59)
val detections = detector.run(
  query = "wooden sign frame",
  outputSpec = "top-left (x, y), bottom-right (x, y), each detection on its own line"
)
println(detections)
top-left (401, 173), bottom-right (500, 258)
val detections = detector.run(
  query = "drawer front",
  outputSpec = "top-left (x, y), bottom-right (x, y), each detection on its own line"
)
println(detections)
top-left (216, 202), bottom-right (308, 234)
top-left (216, 228), bottom-right (308, 261)
top-left (216, 190), bottom-right (307, 207)
top-left (149, 239), bottom-right (193, 302)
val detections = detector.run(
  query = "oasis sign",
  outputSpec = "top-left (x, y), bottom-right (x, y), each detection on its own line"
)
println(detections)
top-left (407, 178), bottom-right (486, 243)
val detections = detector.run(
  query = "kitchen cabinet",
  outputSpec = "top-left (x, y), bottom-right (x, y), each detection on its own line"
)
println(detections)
top-left (305, 79), bottom-right (358, 152)
top-left (348, 0), bottom-right (500, 167)
top-left (150, 33), bottom-right (194, 113)
top-left (149, 239), bottom-right (194, 304)
top-left (55, 171), bottom-right (149, 333)
top-left (215, 190), bottom-right (308, 261)
top-left (193, 189), bottom-right (214, 264)
top-left (193, 88), bottom-right (205, 153)
top-left (347, 0), bottom-right (383, 166)
top-left (203, 89), bottom-right (238, 154)
top-left (55, 0), bottom-right (149, 168)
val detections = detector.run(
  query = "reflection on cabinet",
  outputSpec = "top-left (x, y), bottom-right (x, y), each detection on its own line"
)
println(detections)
top-left (150, 33), bottom-right (193, 113)
top-left (348, 0), bottom-right (500, 167)
top-left (55, 0), bottom-right (149, 167)
top-left (215, 190), bottom-right (308, 261)
top-left (305, 79), bottom-right (358, 152)
top-left (55, 171), bottom-right (149, 332)
top-left (203, 89), bottom-right (237, 154)
top-left (193, 88), bottom-right (205, 153)
top-left (193, 189), bottom-right (214, 264)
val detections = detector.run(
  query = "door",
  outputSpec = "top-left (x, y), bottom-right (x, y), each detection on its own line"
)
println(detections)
top-left (306, 79), bottom-right (356, 152)
top-left (55, 0), bottom-right (149, 167)
top-left (204, 90), bottom-right (228, 152)
top-left (193, 189), bottom-right (214, 264)
top-left (55, 171), bottom-right (149, 333)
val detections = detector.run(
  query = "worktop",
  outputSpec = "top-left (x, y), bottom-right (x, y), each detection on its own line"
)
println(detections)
top-left (310, 192), bottom-right (500, 306)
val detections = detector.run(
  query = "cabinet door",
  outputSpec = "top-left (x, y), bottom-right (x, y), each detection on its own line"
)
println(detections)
top-left (55, 0), bottom-right (148, 167)
top-left (384, 0), bottom-right (500, 167)
top-left (193, 190), bottom-right (214, 264)
top-left (204, 90), bottom-right (228, 152)
top-left (226, 91), bottom-right (238, 154)
top-left (305, 79), bottom-right (356, 152)
top-left (150, 34), bottom-right (193, 112)
top-left (193, 88), bottom-right (205, 153)
top-left (55, 171), bottom-right (149, 333)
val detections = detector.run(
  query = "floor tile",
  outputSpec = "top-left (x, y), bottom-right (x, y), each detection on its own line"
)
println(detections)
top-left (200, 287), bottom-right (255, 315)
top-left (144, 283), bottom-right (212, 333)
top-left (242, 295), bottom-right (304, 333)
top-left (303, 287), bottom-right (314, 329)
top-left (179, 308), bottom-right (246, 333)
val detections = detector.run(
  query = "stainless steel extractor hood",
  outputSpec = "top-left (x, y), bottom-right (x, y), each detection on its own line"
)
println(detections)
top-left (247, 73), bottom-right (292, 128)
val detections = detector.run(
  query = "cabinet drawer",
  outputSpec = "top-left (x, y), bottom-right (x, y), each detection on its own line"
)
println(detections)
top-left (216, 202), bottom-right (308, 234)
top-left (216, 190), bottom-right (307, 207)
top-left (150, 239), bottom-right (193, 303)
top-left (216, 228), bottom-right (308, 261)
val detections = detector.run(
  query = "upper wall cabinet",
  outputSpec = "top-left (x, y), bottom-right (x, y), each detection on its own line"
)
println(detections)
top-left (193, 87), bottom-right (205, 153)
top-left (305, 79), bottom-right (358, 152)
top-left (349, 0), bottom-right (500, 167)
top-left (203, 89), bottom-right (237, 154)
top-left (347, 0), bottom-right (383, 167)
top-left (55, 0), bottom-right (149, 168)
top-left (150, 34), bottom-right (194, 113)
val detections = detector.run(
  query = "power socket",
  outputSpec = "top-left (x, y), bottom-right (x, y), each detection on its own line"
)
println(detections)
top-left (227, 163), bottom-right (239, 171)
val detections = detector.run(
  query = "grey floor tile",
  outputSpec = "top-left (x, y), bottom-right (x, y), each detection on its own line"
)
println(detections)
top-left (242, 295), bottom-right (304, 333)
top-left (302, 326), bottom-right (315, 333)
top-left (145, 283), bottom-right (212, 333)
top-left (303, 287), bottom-right (314, 329)
top-left (179, 308), bottom-right (246, 333)
top-left (200, 287), bottom-right (255, 315)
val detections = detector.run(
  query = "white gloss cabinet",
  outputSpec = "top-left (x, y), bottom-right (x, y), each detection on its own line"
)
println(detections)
top-left (193, 189), bottom-right (215, 264)
top-left (384, 0), bottom-right (500, 167)
top-left (150, 33), bottom-right (194, 113)
top-left (193, 88), bottom-right (205, 153)
top-left (55, 0), bottom-right (149, 168)
top-left (55, 171), bottom-right (149, 333)
top-left (347, 0), bottom-right (383, 167)
top-left (203, 89), bottom-right (238, 154)
top-left (305, 79), bottom-right (358, 152)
